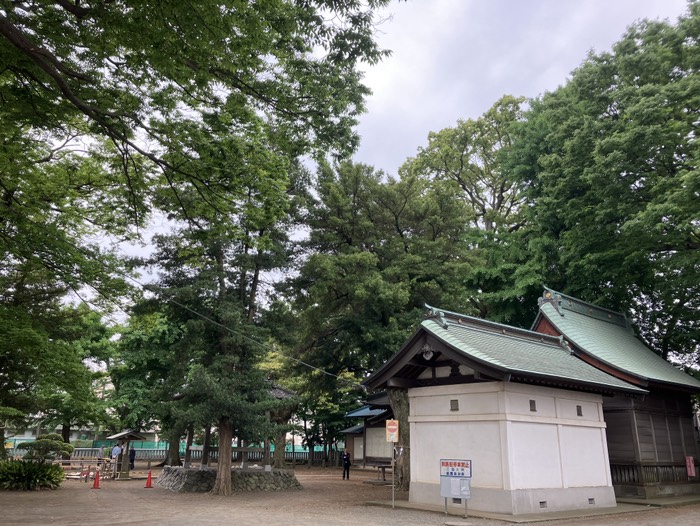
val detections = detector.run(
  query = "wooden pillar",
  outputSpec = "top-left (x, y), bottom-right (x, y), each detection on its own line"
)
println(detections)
top-left (117, 440), bottom-right (131, 480)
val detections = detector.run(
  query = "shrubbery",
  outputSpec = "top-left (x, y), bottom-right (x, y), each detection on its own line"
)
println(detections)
top-left (17, 433), bottom-right (74, 463)
top-left (0, 460), bottom-right (65, 490)
top-left (0, 434), bottom-right (72, 490)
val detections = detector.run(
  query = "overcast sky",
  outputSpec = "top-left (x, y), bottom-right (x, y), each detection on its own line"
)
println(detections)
top-left (353, 0), bottom-right (691, 175)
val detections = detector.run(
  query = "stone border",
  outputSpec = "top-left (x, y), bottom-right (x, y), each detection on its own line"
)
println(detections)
top-left (156, 466), bottom-right (303, 493)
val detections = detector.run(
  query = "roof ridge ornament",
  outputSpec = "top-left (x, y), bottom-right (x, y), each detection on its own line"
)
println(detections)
top-left (560, 337), bottom-right (574, 355)
top-left (419, 343), bottom-right (435, 361)
top-left (538, 288), bottom-right (563, 315)
top-left (424, 304), bottom-right (449, 329)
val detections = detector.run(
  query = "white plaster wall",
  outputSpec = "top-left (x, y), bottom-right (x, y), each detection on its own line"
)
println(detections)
top-left (353, 436), bottom-right (364, 460)
top-left (407, 381), bottom-right (614, 515)
top-left (506, 390), bottom-right (556, 417)
top-left (510, 421), bottom-right (563, 488)
top-left (410, 382), bottom-right (503, 419)
top-left (556, 398), bottom-right (600, 421)
top-left (559, 426), bottom-right (610, 487)
top-left (365, 427), bottom-right (393, 458)
top-left (412, 420), bottom-right (504, 488)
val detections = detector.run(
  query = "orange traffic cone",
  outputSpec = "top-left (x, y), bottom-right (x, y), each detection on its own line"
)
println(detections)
top-left (144, 470), bottom-right (153, 488)
top-left (92, 469), bottom-right (100, 490)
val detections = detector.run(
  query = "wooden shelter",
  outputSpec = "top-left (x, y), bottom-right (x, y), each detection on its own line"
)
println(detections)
top-left (343, 392), bottom-right (392, 468)
top-left (532, 288), bottom-right (700, 498)
top-left (106, 430), bottom-right (146, 480)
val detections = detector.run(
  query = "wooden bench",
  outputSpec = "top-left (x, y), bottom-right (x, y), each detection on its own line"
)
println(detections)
top-left (364, 456), bottom-right (392, 481)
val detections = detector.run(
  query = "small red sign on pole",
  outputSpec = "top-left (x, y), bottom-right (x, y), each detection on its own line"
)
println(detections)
top-left (686, 456), bottom-right (696, 477)
top-left (386, 419), bottom-right (399, 442)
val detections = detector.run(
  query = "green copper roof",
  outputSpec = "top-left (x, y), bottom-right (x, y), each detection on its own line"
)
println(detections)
top-left (536, 291), bottom-right (700, 391)
top-left (420, 316), bottom-right (646, 395)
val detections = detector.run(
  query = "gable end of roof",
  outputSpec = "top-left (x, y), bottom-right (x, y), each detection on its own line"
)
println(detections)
top-left (540, 287), bottom-right (630, 329)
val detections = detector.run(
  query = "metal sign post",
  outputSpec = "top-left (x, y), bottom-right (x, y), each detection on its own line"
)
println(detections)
top-left (391, 444), bottom-right (395, 508)
top-left (386, 420), bottom-right (399, 509)
top-left (439, 458), bottom-right (472, 517)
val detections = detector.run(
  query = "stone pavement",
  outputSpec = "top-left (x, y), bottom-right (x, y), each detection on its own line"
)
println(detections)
top-left (3, 466), bottom-right (700, 526)
top-left (370, 492), bottom-right (700, 524)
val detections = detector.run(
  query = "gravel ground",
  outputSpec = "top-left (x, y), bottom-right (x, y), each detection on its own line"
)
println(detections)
top-left (2, 466), bottom-right (700, 526)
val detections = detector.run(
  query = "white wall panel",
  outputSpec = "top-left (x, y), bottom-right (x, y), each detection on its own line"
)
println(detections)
top-left (510, 421), bottom-right (563, 488)
top-left (365, 427), bottom-right (393, 458)
top-left (560, 426), bottom-right (609, 487)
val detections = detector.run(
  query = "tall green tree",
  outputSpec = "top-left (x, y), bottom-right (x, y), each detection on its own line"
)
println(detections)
top-left (409, 95), bottom-right (527, 233)
top-left (0, 297), bottom-right (113, 457)
top-left (38, 306), bottom-right (116, 443)
top-left (511, 2), bottom-right (700, 362)
top-left (405, 95), bottom-right (536, 324)
top-left (271, 161), bottom-right (478, 483)
top-left (289, 161), bottom-right (477, 373)
top-left (1, 0), bottom-right (391, 273)
top-left (142, 223), bottom-right (279, 494)
top-left (111, 311), bottom-right (184, 439)
top-left (131, 136), bottom-right (304, 493)
top-left (1, 2), bottom-right (392, 431)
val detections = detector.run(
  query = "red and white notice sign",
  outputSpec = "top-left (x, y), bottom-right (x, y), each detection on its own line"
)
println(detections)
top-left (386, 419), bottom-right (399, 442)
top-left (686, 456), bottom-right (696, 477)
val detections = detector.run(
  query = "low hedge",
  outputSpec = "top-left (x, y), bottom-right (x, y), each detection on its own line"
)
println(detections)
top-left (0, 460), bottom-right (65, 490)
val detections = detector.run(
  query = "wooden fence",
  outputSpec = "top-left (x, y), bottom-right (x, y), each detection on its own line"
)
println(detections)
top-left (610, 462), bottom-right (696, 485)
top-left (67, 447), bottom-right (338, 465)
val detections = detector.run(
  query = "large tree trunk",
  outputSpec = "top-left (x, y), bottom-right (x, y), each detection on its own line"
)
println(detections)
top-left (388, 388), bottom-right (410, 491)
top-left (61, 423), bottom-right (71, 460)
top-left (271, 407), bottom-right (295, 468)
top-left (165, 428), bottom-right (182, 466)
top-left (61, 423), bottom-right (70, 443)
top-left (183, 425), bottom-right (194, 468)
top-left (211, 417), bottom-right (233, 496)
top-left (0, 427), bottom-right (7, 460)
top-left (201, 425), bottom-right (211, 468)
top-left (273, 432), bottom-right (286, 468)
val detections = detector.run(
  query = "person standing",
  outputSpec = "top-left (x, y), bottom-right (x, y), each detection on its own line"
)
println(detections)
top-left (342, 449), bottom-right (351, 480)
top-left (110, 443), bottom-right (122, 477)
top-left (129, 447), bottom-right (136, 470)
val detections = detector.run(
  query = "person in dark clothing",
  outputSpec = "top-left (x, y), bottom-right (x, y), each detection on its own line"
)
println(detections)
top-left (342, 449), bottom-right (351, 480)
top-left (129, 447), bottom-right (136, 470)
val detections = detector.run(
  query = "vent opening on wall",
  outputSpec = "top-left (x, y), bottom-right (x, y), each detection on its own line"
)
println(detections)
top-left (588, 498), bottom-right (595, 505)
top-left (450, 399), bottom-right (459, 412)
top-left (577, 405), bottom-right (583, 417)
top-left (539, 501), bottom-right (547, 509)
top-left (529, 400), bottom-right (537, 412)
top-left (452, 498), bottom-right (462, 504)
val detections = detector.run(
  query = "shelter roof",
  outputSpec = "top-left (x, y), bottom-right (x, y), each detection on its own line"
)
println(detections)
top-left (345, 405), bottom-right (388, 418)
top-left (340, 424), bottom-right (364, 435)
top-left (106, 430), bottom-right (146, 441)
top-left (365, 305), bottom-right (646, 396)
top-left (533, 288), bottom-right (700, 392)
top-left (364, 391), bottom-right (391, 407)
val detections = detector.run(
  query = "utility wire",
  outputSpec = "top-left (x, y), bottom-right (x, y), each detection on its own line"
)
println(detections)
top-left (7, 196), bottom-right (368, 391)
top-left (120, 271), bottom-right (368, 391)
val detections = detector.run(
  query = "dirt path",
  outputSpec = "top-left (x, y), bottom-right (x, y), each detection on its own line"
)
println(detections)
top-left (2, 466), bottom-right (700, 525)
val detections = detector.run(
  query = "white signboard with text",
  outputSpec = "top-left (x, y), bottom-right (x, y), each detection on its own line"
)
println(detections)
top-left (439, 458), bottom-right (472, 499)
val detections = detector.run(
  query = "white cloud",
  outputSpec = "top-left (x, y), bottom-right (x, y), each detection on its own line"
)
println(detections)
top-left (355, 0), bottom-right (690, 174)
